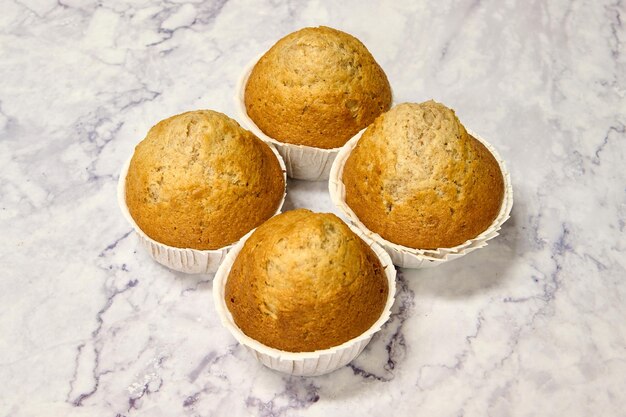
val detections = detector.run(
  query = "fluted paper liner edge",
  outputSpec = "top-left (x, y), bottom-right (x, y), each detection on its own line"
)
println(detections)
top-left (212, 224), bottom-right (397, 376)
top-left (117, 142), bottom-right (287, 274)
top-left (328, 129), bottom-right (514, 269)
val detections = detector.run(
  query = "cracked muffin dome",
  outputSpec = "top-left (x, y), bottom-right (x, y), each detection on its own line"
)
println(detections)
top-left (244, 26), bottom-right (392, 149)
top-left (342, 101), bottom-right (504, 249)
top-left (125, 110), bottom-right (285, 250)
top-left (225, 209), bottom-right (388, 352)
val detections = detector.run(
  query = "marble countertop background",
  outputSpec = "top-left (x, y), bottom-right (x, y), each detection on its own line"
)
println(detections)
top-left (1, 0), bottom-right (624, 416)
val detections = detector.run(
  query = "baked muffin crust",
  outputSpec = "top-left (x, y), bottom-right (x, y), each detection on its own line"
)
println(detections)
top-left (244, 26), bottom-right (392, 149)
top-left (125, 110), bottom-right (284, 250)
top-left (225, 209), bottom-right (388, 352)
top-left (343, 101), bottom-right (504, 249)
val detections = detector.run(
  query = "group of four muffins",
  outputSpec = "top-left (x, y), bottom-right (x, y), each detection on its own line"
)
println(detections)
top-left (119, 26), bottom-right (512, 376)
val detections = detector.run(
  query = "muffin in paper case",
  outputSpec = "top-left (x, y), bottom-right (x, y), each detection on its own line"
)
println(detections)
top-left (329, 129), bottom-right (513, 269)
top-left (212, 224), bottom-right (397, 376)
top-left (236, 57), bottom-right (395, 181)
top-left (117, 142), bottom-right (287, 274)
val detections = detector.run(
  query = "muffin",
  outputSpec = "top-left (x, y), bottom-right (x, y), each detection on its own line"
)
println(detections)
top-left (125, 110), bottom-right (285, 250)
top-left (342, 101), bottom-right (505, 250)
top-left (224, 209), bottom-right (389, 352)
top-left (244, 26), bottom-right (392, 149)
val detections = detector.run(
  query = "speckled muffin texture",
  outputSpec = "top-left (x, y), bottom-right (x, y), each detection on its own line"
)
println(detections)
top-left (343, 101), bottom-right (504, 249)
top-left (125, 110), bottom-right (285, 250)
top-left (244, 26), bottom-right (392, 149)
top-left (225, 209), bottom-right (388, 352)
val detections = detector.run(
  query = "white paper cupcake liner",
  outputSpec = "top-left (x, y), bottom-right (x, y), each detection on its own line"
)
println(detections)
top-left (235, 56), bottom-right (394, 181)
top-left (213, 223), bottom-right (397, 376)
top-left (117, 142), bottom-right (287, 274)
top-left (329, 129), bottom-right (514, 269)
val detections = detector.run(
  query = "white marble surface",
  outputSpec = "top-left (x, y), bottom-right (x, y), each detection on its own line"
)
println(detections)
top-left (1, 0), bottom-right (625, 415)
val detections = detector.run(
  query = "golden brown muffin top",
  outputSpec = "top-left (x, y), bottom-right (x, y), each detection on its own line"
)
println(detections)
top-left (225, 209), bottom-right (388, 352)
top-left (343, 101), bottom-right (504, 249)
top-left (244, 26), bottom-right (392, 149)
top-left (125, 110), bottom-right (285, 250)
